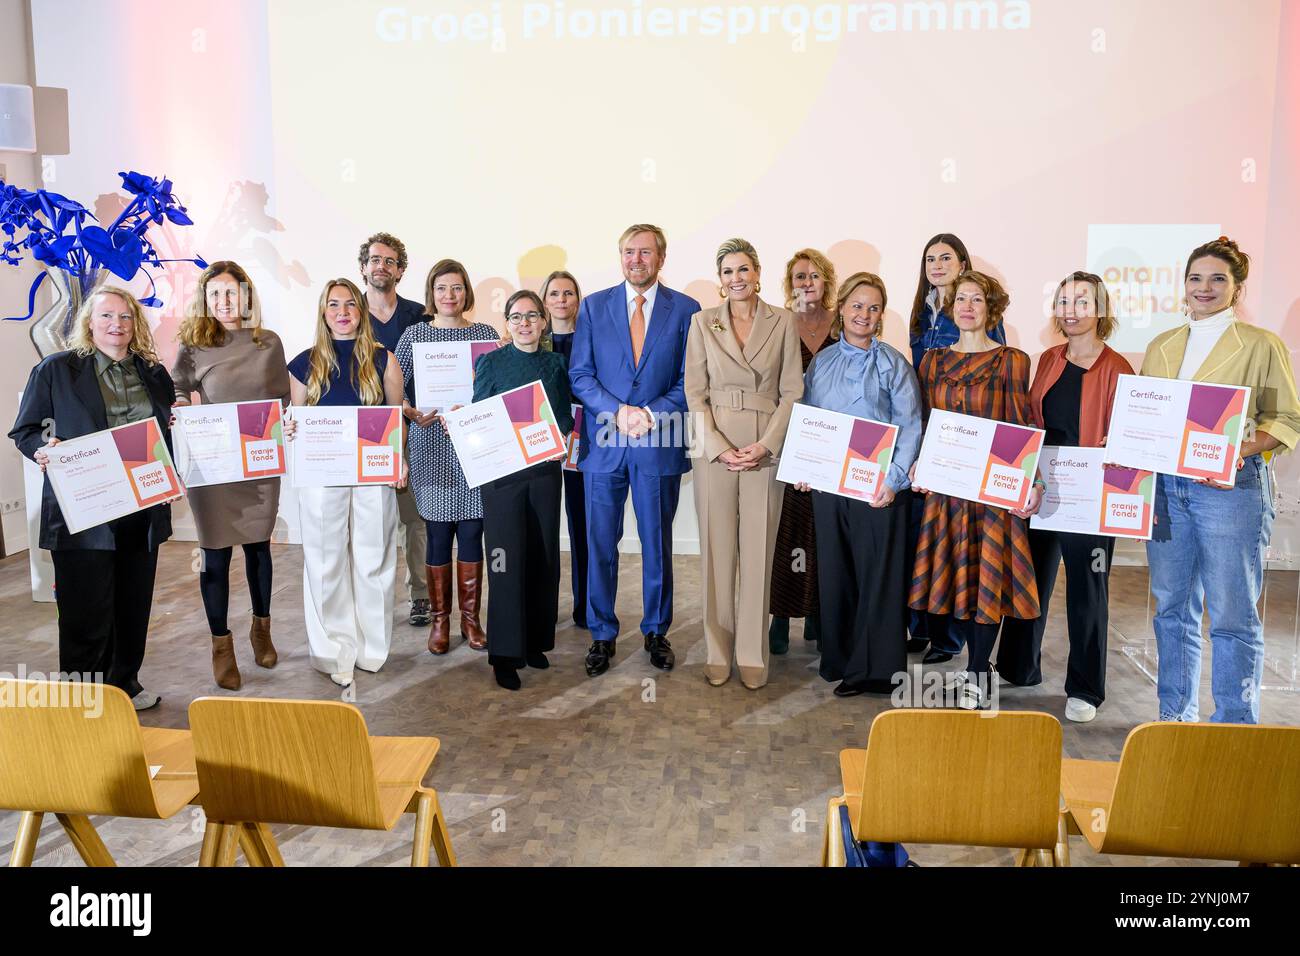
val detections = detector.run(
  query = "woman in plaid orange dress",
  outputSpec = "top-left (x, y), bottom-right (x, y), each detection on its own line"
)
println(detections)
top-left (909, 271), bottom-right (1041, 709)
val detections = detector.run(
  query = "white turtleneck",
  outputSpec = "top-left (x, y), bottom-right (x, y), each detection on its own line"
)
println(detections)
top-left (1177, 307), bottom-right (1235, 379)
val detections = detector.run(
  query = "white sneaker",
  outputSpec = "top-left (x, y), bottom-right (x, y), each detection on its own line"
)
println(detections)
top-left (330, 671), bottom-right (354, 688)
top-left (952, 674), bottom-right (985, 710)
top-left (131, 689), bottom-right (161, 711)
top-left (1065, 697), bottom-right (1097, 723)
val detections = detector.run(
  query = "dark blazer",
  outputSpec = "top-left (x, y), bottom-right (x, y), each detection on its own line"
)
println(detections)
top-left (568, 282), bottom-right (701, 476)
top-left (9, 349), bottom-right (176, 551)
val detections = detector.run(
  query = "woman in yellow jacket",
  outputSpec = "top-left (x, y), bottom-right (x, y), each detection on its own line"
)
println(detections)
top-left (1141, 237), bottom-right (1300, 724)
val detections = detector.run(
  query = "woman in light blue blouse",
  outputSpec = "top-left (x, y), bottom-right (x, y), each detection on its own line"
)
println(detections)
top-left (798, 272), bottom-right (923, 696)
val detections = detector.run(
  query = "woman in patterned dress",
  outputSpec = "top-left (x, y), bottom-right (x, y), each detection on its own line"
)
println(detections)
top-left (768, 248), bottom-right (837, 655)
top-left (396, 259), bottom-right (500, 655)
top-left (909, 270), bottom-right (1041, 709)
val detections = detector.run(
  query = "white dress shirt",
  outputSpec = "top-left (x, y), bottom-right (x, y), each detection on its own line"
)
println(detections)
top-left (625, 281), bottom-right (658, 328)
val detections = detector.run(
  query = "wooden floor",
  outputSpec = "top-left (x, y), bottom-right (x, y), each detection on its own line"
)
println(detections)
top-left (1, 541), bottom-right (1297, 867)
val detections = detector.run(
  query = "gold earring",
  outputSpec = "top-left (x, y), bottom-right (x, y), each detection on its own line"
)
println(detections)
top-left (755, 282), bottom-right (761, 294)
top-left (719, 286), bottom-right (726, 298)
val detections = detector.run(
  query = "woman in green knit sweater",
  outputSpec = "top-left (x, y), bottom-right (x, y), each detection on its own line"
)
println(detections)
top-left (472, 289), bottom-right (575, 689)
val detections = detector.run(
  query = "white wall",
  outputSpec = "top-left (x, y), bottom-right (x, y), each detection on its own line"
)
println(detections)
top-left (0, 0), bottom-right (43, 557)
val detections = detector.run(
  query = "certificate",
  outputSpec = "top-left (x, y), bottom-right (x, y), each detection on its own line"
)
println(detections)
top-left (45, 418), bottom-right (183, 534)
top-left (1106, 374), bottom-right (1250, 486)
top-left (173, 399), bottom-right (286, 488)
top-left (289, 406), bottom-right (403, 487)
top-left (1030, 446), bottom-right (1155, 540)
top-left (444, 381), bottom-right (566, 488)
top-left (563, 405), bottom-right (583, 472)
top-left (775, 402), bottom-right (899, 500)
top-left (411, 340), bottom-right (500, 412)
top-left (914, 410), bottom-right (1045, 510)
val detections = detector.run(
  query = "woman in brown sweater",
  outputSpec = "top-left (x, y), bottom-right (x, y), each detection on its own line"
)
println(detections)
top-left (171, 261), bottom-right (290, 690)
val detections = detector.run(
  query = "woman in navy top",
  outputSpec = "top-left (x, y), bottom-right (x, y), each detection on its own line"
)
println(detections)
top-left (287, 277), bottom-right (406, 688)
top-left (541, 270), bottom-right (589, 630)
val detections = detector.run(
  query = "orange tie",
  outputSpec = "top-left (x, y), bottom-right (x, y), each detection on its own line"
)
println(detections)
top-left (631, 294), bottom-right (646, 366)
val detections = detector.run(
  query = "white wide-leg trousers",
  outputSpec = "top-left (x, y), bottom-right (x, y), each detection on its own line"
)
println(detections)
top-left (299, 485), bottom-right (397, 675)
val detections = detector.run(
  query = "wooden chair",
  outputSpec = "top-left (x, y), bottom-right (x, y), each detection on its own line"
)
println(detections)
top-left (1060, 721), bottom-right (1300, 866)
top-left (0, 678), bottom-right (197, 866)
top-left (188, 697), bottom-right (455, 867)
top-left (821, 709), bottom-right (1065, 866)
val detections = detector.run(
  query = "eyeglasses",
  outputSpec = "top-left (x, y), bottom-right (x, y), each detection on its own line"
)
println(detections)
top-left (367, 256), bottom-right (399, 268)
top-left (506, 311), bottom-right (544, 325)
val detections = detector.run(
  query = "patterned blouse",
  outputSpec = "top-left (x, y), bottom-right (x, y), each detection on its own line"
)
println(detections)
top-left (395, 321), bottom-right (499, 522)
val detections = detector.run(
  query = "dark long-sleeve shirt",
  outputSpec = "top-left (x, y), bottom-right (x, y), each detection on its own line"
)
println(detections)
top-left (473, 343), bottom-right (575, 435)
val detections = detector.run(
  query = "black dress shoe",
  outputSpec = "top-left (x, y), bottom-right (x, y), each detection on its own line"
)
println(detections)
top-left (922, 648), bottom-right (954, 665)
top-left (585, 640), bottom-right (613, 677)
top-left (905, 637), bottom-right (928, 653)
top-left (833, 680), bottom-right (866, 697)
top-left (493, 665), bottom-right (522, 691)
top-left (644, 633), bottom-right (674, 671)
top-left (526, 651), bottom-right (550, 670)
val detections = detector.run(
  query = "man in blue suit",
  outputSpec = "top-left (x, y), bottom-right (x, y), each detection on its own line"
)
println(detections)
top-left (569, 224), bottom-right (701, 677)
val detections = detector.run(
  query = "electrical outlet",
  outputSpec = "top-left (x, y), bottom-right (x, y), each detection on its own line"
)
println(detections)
top-left (1, 498), bottom-right (24, 514)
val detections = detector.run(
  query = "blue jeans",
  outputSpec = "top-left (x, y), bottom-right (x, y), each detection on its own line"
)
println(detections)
top-left (1146, 455), bottom-right (1273, 724)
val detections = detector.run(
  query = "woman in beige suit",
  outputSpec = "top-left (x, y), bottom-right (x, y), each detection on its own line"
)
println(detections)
top-left (685, 238), bottom-right (804, 689)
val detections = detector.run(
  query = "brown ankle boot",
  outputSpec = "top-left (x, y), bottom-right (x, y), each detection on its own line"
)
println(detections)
top-left (426, 563), bottom-right (452, 654)
top-left (457, 559), bottom-right (487, 650)
top-left (212, 633), bottom-right (242, 690)
top-left (249, 615), bottom-right (277, 668)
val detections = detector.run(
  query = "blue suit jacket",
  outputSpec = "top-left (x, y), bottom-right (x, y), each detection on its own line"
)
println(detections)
top-left (568, 282), bottom-right (701, 476)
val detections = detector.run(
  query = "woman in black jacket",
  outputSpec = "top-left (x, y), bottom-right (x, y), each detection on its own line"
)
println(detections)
top-left (9, 285), bottom-right (176, 710)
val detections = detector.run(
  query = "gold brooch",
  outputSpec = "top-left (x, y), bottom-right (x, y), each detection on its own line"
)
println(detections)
top-left (709, 319), bottom-right (726, 332)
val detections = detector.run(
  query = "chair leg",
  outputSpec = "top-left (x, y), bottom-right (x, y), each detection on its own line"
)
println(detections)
top-left (237, 822), bottom-right (283, 867)
top-left (823, 797), bottom-right (847, 867)
top-left (198, 821), bottom-right (223, 867)
top-left (1055, 810), bottom-right (1072, 867)
top-left (248, 823), bottom-right (284, 866)
top-left (216, 823), bottom-right (239, 867)
top-left (411, 791), bottom-right (434, 867)
top-left (55, 814), bottom-right (115, 867)
top-left (9, 811), bottom-right (44, 866)
top-left (429, 790), bottom-right (457, 867)
top-left (1015, 848), bottom-right (1035, 866)
top-left (1035, 848), bottom-right (1054, 867)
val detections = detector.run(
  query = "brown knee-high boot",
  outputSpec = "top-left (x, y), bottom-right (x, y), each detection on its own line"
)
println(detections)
top-left (457, 559), bottom-right (487, 650)
top-left (427, 563), bottom-right (452, 654)
top-left (212, 633), bottom-right (242, 690)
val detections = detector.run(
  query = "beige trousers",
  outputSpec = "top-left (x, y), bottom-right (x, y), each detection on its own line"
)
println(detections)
top-left (693, 457), bottom-right (785, 687)
top-left (396, 485), bottom-right (428, 601)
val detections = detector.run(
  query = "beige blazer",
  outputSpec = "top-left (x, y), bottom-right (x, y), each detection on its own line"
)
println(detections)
top-left (684, 298), bottom-right (804, 463)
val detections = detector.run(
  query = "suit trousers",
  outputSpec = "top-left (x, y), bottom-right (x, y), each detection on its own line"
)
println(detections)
top-left (997, 528), bottom-right (1113, 706)
top-left (584, 463), bottom-right (681, 643)
top-left (396, 485), bottom-right (428, 601)
top-left (482, 462), bottom-right (562, 668)
top-left (694, 457), bottom-right (784, 687)
top-left (813, 491), bottom-right (908, 684)
top-left (299, 485), bottom-right (397, 674)
top-left (50, 511), bottom-right (158, 697)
